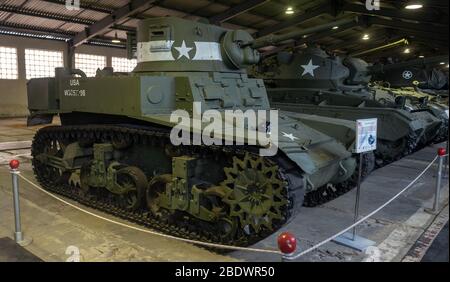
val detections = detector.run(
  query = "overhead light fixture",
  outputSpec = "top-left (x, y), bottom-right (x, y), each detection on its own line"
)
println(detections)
top-left (332, 26), bottom-right (339, 30)
top-left (362, 34), bottom-right (370, 40)
top-left (405, 3), bottom-right (423, 9)
top-left (111, 32), bottom-right (121, 43)
top-left (403, 48), bottom-right (411, 54)
top-left (439, 62), bottom-right (446, 65)
top-left (418, 55), bottom-right (424, 58)
top-left (285, 6), bottom-right (294, 14)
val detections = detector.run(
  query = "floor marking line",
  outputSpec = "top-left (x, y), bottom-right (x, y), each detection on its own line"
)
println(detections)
top-left (402, 205), bottom-right (449, 262)
top-left (287, 155), bottom-right (439, 260)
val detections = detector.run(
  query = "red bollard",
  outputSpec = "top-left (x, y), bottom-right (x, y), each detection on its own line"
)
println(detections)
top-left (9, 159), bottom-right (20, 170)
top-left (277, 232), bottom-right (297, 261)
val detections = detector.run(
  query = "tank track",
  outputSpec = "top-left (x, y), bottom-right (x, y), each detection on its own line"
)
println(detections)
top-left (31, 125), bottom-right (305, 248)
top-left (374, 131), bottom-right (418, 168)
top-left (433, 118), bottom-right (449, 144)
top-left (303, 131), bottom-right (419, 207)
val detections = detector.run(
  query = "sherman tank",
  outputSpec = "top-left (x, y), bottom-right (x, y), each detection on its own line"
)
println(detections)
top-left (26, 17), bottom-right (364, 246)
top-left (251, 46), bottom-right (445, 165)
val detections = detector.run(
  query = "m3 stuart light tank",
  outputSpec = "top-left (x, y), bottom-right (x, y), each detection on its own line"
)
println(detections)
top-left (251, 46), bottom-right (445, 166)
top-left (27, 17), bottom-right (362, 246)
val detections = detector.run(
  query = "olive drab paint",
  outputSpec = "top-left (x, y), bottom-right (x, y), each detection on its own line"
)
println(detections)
top-left (250, 46), bottom-right (448, 162)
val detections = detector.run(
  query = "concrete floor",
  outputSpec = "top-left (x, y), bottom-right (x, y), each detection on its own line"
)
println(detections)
top-left (0, 117), bottom-right (448, 262)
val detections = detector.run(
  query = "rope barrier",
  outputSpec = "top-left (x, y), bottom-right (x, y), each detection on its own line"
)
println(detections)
top-left (4, 147), bottom-right (447, 258)
top-left (285, 155), bottom-right (439, 260)
top-left (17, 173), bottom-right (281, 255)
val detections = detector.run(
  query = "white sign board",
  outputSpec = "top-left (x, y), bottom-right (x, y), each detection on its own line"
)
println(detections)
top-left (355, 118), bottom-right (377, 153)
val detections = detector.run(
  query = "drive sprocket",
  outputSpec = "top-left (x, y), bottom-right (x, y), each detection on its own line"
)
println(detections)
top-left (220, 153), bottom-right (288, 234)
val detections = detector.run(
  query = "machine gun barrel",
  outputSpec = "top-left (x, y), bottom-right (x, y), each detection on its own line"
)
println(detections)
top-left (249, 17), bottom-right (359, 49)
top-left (369, 55), bottom-right (449, 73)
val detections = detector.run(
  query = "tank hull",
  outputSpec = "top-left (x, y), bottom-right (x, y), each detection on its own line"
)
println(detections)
top-left (27, 68), bottom-right (360, 245)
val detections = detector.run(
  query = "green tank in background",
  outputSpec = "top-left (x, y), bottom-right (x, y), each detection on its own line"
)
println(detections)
top-left (26, 17), bottom-right (365, 246)
top-left (251, 46), bottom-right (447, 166)
top-left (371, 84), bottom-right (448, 143)
top-left (364, 57), bottom-right (448, 143)
top-left (372, 63), bottom-right (448, 97)
top-left (370, 63), bottom-right (448, 142)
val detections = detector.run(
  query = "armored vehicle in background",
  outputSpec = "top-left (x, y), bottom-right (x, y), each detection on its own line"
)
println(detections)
top-left (372, 64), bottom-right (448, 93)
top-left (371, 64), bottom-right (448, 142)
top-left (27, 17), bottom-right (364, 246)
top-left (251, 47), bottom-right (446, 165)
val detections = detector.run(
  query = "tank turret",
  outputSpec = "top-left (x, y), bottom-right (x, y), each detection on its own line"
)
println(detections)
top-left (252, 45), bottom-right (448, 91)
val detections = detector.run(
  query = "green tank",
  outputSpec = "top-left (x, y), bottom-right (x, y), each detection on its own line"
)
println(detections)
top-left (251, 46), bottom-right (445, 166)
top-left (26, 17), bottom-right (362, 246)
top-left (371, 84), bottom-right (448, 143)
top-left (370, 64), bottom-right (448, 142)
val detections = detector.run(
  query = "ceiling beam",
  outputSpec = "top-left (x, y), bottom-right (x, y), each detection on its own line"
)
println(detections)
top-left (39, 0), bottom-right (113, 14)
top-left (0, 22), bottom-right (73, 38)
top-left (255, 3), bottom-right (331, 37)
top-left (0, 5), bottom-right (94, 25)
top-left (404, 29), bottom-right (450, 42)
top-left (349, 36), bottom-right (409, 56)
top-left (0, 22), bottom-right (126, 47)
top-left (343, 3), bottom-right (448, 26)
top-left (262, 19), bottom-right (360, 57)
top-left (0, 5), bottom-right (137, 35)
top-left (71, 0), bottom-right (157, 47)
top-left (327, 29), bottom-right (391, 51)
top-left (209, 0), bottom-right (270, 24)
top-left (367, 17), bottom-right (448, 35)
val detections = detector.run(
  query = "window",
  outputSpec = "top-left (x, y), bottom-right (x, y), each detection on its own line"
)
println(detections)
top-left (25, 49), bottom-right (64, 79)
top-left (75, 53), bottom-right (106, 77)
top-left (112, 57), bottom-right (137, 72)
top-left (0, 47), bottom-right (18, 79)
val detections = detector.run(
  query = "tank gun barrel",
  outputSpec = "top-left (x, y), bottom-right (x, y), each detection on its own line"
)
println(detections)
top-left (249, 17), bottom-right (359, 49)
top-left (369, 55), bottom-right (449, 73)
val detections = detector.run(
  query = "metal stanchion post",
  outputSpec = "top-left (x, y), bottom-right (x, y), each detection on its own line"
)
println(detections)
top-left (9, 159), bottom-right (32, 246)
top-left (352, 153), bottom-right (363, 240)
top-left (430, 148), bottom-right (446, 214)
top-left (333, 153), bottom-right (374, 251)
top-left (333, 118), bottom-right (377, 251)
top-left (277, 232), bottom-right (297, 262)
top-left (444, 141), bottom-right (448, 178)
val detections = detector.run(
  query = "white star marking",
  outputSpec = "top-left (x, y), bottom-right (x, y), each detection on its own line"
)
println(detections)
top-left (174, 40), bottom-right (193, 59)
top-left (301, 59), bottom-right (320, 77)
top-left (282, 132), bottom-right (298, 141)
top-left (402, 70), bottom-right (413, 80)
